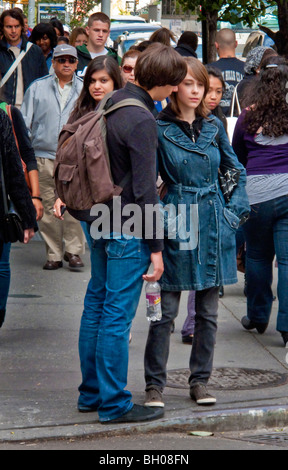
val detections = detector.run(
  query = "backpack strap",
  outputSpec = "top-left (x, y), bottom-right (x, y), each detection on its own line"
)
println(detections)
top-left (96, 93), bottom-right (150, 191)
top-left (96, 90), bottom-right (150, 114)
top-left (103, 98), bottom-right (150, 115)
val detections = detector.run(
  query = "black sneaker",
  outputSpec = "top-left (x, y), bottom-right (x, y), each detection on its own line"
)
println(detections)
top-left (101, 404), bottom-right (164, 424)
top-left (0, 309), bottom-right (6, 328)
top-left (280, 331), bottom-right (288, 346)
top-left (241, 316), bottom-right (268, 334)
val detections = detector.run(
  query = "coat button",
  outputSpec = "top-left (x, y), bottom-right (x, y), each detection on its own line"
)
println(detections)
top-left (183, 159), bottom-right (188, 164)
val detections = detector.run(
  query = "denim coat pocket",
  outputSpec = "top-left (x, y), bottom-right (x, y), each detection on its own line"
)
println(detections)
top-left (223, 207), bottom-right (240, 231)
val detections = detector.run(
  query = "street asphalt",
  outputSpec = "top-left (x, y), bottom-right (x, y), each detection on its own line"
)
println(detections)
top-left (0, 239), bottom-right (288, 443)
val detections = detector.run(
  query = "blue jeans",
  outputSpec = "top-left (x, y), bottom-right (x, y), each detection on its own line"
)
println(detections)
top-left (0, 243), bottom-right (11, 313)
top-left (243, 195), bottom-right (288, 332)
top-left (144, 287), bottom-right (219, 390)
top-left (78, 234), bottom-right (151, 422)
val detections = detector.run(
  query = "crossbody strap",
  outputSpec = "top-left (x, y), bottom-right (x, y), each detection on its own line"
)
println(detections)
top-left (0, 154), bottom-right (9, 215)
top-left (0, 42), bottom-right (33, 89)
top-left (230, 84), bottom-right (241, 118)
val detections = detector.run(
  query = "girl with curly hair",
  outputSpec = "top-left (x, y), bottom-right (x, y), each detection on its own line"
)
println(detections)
top-left (232, 55), bottom-right (288, 346)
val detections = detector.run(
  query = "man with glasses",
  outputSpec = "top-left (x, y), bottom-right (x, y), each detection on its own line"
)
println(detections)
top-left (0, 8), bottom-right (48, 108)
top-left (21, 44), bottom-right (86, 271)
top-left (76, 12), bottom-right (119, 78)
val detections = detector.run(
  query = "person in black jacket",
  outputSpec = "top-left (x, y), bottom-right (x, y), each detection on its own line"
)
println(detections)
top-left (77, 43), bottom-right (187, 424)
top-left (0, 8), bottom-right (48, 107)
top-left (0, 108), bottom-right (37, 328)
top-left (175, 31), bottom-right (198, 58)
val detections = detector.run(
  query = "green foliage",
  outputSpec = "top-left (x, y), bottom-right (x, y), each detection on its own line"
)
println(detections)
top-left (178, 0), bottom-right (277, 27)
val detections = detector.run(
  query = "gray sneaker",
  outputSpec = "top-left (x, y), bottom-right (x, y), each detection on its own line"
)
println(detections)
top-left (190, 383), bottom-right (216, 405)
top-left (144, 388), bottom-right (165, 407)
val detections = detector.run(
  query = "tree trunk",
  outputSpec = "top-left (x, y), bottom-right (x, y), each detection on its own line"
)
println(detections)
top-left (260, 0), bottom-right (288, 57)
top-left (207, 10), bottom-right (218, 62)
top-left (201, 8), bottom-right (218, 63)
top-left (277, 0), bottom-right (288, 31)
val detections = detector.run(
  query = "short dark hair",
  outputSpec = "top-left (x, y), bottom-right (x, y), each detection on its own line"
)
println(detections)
top-left (31, 22), bottom-right (58, 49)
top-left (0, 8), bottom-right (24, 37)
top-left (132, 40), bottom-right (152, 52)
top-left (178, 31), bottom-right (198, 51)
top-left (57, 36), bottom-right (69, 45)
top-left (88, 12), bottom-right (110, 28)
top-left (134, 43), bottom-right (187, 90)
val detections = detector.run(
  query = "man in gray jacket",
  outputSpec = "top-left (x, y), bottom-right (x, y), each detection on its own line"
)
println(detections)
top-left (21, 44), bottom-right (86, 270)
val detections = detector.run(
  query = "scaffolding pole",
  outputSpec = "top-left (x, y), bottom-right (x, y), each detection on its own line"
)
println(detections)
top-left (28, 0), bottom-right (35, 28)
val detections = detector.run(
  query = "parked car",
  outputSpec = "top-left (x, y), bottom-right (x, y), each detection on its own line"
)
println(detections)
top-left (107, 22), bottom-right (162, 48)
top-left (242, 31), bottom-right (275, 57)
top-left (110, 15), bottom-right (146, 23)
top-left (116, 30), bottom-right (177, 57)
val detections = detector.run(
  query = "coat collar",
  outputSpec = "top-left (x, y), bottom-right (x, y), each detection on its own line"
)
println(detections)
top-left (158, 117), bottom-right (219, 152)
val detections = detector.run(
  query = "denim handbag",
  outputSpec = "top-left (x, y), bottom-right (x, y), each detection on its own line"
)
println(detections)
top-left (0, 157), bottom-right (24, 243)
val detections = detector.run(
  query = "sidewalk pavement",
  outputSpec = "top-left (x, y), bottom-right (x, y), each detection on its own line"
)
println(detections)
top-left (0, 240), bottom-right (288, 443)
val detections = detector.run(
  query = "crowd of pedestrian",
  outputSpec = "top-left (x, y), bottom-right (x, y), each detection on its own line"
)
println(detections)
top-left (0, 7), bottom-right (287, 425)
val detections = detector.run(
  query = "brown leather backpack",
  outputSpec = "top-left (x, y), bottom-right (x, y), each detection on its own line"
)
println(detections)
top-left (54, 93), bottom-right (148, 216)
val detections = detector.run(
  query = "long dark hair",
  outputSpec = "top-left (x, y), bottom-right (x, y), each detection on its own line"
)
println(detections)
top-left (71, 56), bottom-right (122, 120)
top-left (244, 55), bottom-right (288, 137)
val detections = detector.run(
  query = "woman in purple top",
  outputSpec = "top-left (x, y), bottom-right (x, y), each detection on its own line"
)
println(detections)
top-left (232, 55), bottom-right (288, 346)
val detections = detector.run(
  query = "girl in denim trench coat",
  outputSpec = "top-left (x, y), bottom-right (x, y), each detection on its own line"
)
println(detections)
top-left (144, 58), bottom-right (250, 407)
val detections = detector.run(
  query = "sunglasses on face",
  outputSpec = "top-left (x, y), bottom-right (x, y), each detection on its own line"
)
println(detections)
top-left (122, 65), bottom-right (134, 74)
top-left (55, 57), bottom-right (77, 64)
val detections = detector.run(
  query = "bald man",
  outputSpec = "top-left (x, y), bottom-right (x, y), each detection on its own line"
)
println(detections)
top-left (210, 28), bottom-right (244, 116)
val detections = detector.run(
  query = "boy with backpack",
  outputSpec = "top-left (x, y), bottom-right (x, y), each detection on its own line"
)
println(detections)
top-left (73, 43), bottom-right (187, 424)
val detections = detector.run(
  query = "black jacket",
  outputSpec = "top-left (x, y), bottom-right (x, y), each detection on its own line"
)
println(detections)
top-left (106, 83), bottom-right (164, 253)
top-left (174, 44), bottom-right (197, 58)
top-left (0, 109), bottom-right (37, 242)
top-left (0, 36), bottom-right (48, 105)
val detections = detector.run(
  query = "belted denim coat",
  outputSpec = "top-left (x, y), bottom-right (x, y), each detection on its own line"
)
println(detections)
top-left (157, 115), bottom-right (250, 291)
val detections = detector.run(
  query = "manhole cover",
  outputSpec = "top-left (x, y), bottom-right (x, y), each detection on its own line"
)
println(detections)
top-left (241, 432), bottom-right (288, 447)
top-left (166, 368), bottom-right (288, 390)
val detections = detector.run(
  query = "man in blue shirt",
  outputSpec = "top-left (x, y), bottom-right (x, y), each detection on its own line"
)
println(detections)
top-left (210, 28), bottom-right (244, 116)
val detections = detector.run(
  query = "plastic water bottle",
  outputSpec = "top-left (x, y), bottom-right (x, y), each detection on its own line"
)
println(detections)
top-left (145, 282), bottom-right (162, 322)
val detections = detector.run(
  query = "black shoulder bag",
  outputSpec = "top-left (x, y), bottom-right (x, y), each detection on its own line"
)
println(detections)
top-left (0, 154), bottom-right (24, 243)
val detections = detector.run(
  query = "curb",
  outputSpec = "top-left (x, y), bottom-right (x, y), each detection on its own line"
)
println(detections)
top-left (2, 404), bottom-right (288, 443)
